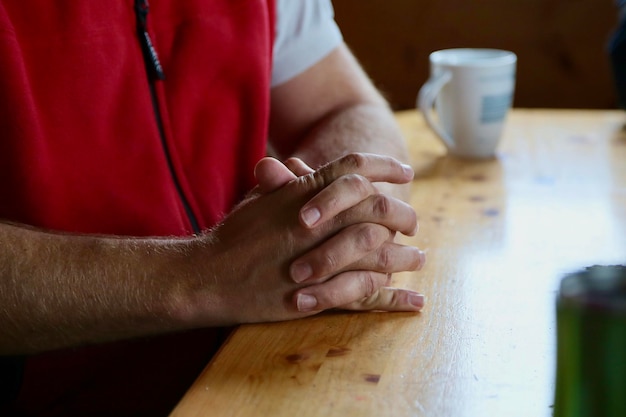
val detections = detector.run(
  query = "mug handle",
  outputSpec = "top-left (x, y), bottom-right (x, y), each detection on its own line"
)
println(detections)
top-left (417, 70), bottom-right (454, 150)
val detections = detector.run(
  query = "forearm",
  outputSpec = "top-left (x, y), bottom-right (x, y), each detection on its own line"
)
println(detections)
top-left (269, 45), bottom-right (412, 201)
top-left (0, 222), bottom-right (193, 354)
top-left (0, 153), bottom-right (424, 355)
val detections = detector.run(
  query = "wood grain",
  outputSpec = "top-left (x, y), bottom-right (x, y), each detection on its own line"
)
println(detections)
top-left (170, 109), bottom-right (626, 417)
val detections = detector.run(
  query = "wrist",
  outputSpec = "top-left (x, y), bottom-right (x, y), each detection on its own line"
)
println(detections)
top-left (145, 234), bottom-right (227, 330)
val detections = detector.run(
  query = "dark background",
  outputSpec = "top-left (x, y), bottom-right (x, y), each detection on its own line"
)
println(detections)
top-left (333, 0), bottom-right (619, 110)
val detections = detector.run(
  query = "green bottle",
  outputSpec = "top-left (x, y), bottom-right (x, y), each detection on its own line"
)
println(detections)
top-left (554, 265), bottom-right (626, 417)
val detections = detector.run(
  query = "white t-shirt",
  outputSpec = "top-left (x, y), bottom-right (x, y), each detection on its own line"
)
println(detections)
top-left (272, 0), bottom-right (344, 87)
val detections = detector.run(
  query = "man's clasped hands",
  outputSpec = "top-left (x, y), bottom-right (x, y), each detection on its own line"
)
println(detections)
top-left (190, 153), bottom-right (426, 327)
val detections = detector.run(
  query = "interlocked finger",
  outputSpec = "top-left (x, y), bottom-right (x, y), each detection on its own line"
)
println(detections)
top-left (290, 223), bottom-right (391, 283)
top-left (290, 225), bottom-right (425, 284)
top-left (335, 193), bottom-right (418, 237)
top-left (298, 173), bottom-right (377, 228)
top-left (298, 153), bottom-right (414, 228)
top-left (284, 157), bottom-right (315, 177)
top-left (293, 270), bottom-right (391, 312)
top-left (316, 153), bottom-right (414, 188)
top-left (340, 286), bottom-right (425, 312)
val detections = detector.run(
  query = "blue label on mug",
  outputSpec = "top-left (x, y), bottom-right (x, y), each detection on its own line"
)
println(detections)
top-left (481, 93), bottom-right (512, 123)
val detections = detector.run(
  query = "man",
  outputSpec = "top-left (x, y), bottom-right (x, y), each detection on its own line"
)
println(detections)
top-left (0, 0), bottom-right (425, 415)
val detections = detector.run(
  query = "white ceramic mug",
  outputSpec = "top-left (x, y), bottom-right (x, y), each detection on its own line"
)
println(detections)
top-left (417, 48), bottom-right (517, 159)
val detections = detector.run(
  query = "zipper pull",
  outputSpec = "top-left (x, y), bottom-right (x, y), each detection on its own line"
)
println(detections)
top-left (134, 0), bottom-right (165, 80)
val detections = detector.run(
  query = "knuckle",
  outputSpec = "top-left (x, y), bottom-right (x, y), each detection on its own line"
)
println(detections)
top-left (377, 246), bottom-right (393, 271)
top-left (360, 287), bottom-right (392, 310)
top-left (372, 194), bottom-right (390, 218)
top-left (388, 288), bottom-right (402, 308)
top-left (342, 152), bottom-right (367, 171)
top-left (356, 224), bottom-right (383, 252)
top-left (345, 174), bottom-right (371, 197)
top-left (295, 171), bottom-right (318, 191)
top-left (361, 271), bottom-right (379, 298)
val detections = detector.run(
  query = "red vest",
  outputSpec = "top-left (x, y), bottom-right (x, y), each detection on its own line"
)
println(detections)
top-left (0, 0), bottom-right (274, 414)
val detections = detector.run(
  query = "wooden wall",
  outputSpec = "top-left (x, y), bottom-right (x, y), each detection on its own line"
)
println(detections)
top-left (333, 0), bottom-right (620, 110)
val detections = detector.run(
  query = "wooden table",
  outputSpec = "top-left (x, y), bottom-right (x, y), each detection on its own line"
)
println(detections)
top-left (170, 109), bottom-right (626, 417)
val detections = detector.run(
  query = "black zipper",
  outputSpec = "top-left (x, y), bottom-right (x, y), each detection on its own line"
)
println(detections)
top-left (134, 0), bottom-right (201, 234)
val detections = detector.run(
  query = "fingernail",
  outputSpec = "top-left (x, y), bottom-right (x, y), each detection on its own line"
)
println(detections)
top-left (408, 293), bottom-right (425, 310)
top-left (417, 250), bottom-right (426, 270)
top-left (300, 207), bottom-right (321, 227)
top-left (291, 262), bottom-right (313, 283)
top-left (401, 164), bottom-right (414, 179)
top-left (297, 294), bottom-right (318, 312)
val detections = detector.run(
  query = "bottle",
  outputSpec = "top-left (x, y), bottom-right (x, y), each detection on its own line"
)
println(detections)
top-left (554, 265), bottom-right (626, 417)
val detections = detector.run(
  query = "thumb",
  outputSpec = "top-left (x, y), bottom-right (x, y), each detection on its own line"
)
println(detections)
top-left (254, 157), bottom-right (298, 194)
